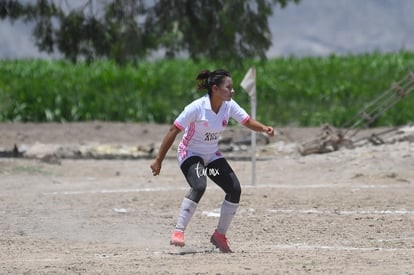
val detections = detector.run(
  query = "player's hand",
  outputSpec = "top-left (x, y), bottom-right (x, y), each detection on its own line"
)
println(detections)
top-left (150, 159), bottom-right (161, 176)
top-left (265, 126), bottom-right (274, 137)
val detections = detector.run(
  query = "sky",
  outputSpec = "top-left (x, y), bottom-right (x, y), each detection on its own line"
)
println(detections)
top-left (269, 0), bottom-right (414, 57)
top-left (0, 0), bottom-right (413, 59)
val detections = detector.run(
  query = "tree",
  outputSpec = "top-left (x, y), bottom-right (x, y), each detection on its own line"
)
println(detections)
top-left (0, 0), bottom-right (300, 64)
top-left (146, 0), bottom-right (300, 62)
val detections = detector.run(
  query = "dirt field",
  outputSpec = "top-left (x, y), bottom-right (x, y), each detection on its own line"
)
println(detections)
top-left (1, 122), bottom-right (414, 274)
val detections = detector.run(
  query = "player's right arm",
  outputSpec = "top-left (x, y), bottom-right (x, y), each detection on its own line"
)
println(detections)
top-left (150, 124), bottom-right (181, 176)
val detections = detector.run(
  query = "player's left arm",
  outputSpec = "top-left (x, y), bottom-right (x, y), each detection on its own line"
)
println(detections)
top-left (243, 118), bottom-right (274, 137)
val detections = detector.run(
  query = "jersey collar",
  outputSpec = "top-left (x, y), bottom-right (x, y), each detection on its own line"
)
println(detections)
top-left (203, 94), bottom-right (213, 111)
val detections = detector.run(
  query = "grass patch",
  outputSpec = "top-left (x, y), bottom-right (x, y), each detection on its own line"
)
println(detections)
top-left (1, 52), bottom-right (413, 126)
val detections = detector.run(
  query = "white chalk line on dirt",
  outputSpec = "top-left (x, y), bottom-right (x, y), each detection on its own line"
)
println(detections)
top-left (44, 186), bottom-right (188, 195)
top-left (268, 209), bottom-right (414, 215)
top-left (200, 208), bottom-right (414, 218)
top-left (43, 183), bottom-right (411, 195)
top-left (2, 258), bottom-right (62, 263)
top-left (263, 243), bottom-right (414, 252)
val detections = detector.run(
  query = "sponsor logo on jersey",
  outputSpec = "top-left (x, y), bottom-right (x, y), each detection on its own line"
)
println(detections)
top-left (204, 132), bottom-right (219, 141)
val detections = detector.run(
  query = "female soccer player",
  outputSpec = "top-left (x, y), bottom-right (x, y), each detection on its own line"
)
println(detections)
top-left (150, 69), bottom-right (274, 253)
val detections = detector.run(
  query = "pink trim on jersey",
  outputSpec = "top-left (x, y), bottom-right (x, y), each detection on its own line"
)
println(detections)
top-left (174, 120), bottom-right (185, 131)
top-left (241, 115), bottom-right (250, 125)
top-left (178, 121), bottom-right (196, 160)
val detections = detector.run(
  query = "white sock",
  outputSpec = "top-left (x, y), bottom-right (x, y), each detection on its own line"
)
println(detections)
top-left (175, 197), bottom-right (198, 232)
top-left (217, 200), bottom-right (239, 235)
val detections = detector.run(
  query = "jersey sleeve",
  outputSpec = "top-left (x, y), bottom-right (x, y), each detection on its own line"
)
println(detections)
top-left (229, 99), bottom-right (250, 125)
top-left (174, 102), bottom-right (198, 131)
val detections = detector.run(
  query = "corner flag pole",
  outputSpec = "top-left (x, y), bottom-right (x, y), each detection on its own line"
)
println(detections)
top-left (240, 67), bottom-right (257, 185)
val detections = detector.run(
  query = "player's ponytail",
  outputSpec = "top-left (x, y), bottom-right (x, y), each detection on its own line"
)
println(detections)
top-left (196, 70), bottom-right (211, 91)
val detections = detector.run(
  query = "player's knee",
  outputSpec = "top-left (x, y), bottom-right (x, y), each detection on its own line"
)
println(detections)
top-left (226, 173), bottom-right (241, 203)
top-left (231, 185), bottom-right (241, 202)
top-left (234, 184), bottom-right (241, 198)
top-left (193, 180), bottom-right (207, 195)
top-left (186, 180), bottom-right (206, 202)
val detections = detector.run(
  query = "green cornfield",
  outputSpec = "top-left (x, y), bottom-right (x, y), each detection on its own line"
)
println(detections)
top-left (0, 51), bottom-right (413, 127)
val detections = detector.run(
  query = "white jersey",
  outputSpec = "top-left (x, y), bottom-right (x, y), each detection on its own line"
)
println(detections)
top-left (174, 94), bottom-right (250, 163)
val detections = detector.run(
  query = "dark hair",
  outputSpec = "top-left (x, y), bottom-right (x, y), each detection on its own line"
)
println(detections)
top-left (196, 69), bottom-right (231, 96)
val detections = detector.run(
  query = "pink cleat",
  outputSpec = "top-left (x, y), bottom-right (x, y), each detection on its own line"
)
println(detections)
top-left (170, 230), bottom-right (185, 247)
top-left (210, 230), bottom-right (233, 253)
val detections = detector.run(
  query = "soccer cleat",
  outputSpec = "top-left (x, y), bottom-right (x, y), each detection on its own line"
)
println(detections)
top-left (170, 230), bottom-right (185, 247)
top-left (210, 230), bottom-right (233, 253)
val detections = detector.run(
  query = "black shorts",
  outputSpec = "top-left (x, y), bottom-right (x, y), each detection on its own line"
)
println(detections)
top-left (180, 156), bottom-right (241, 203)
